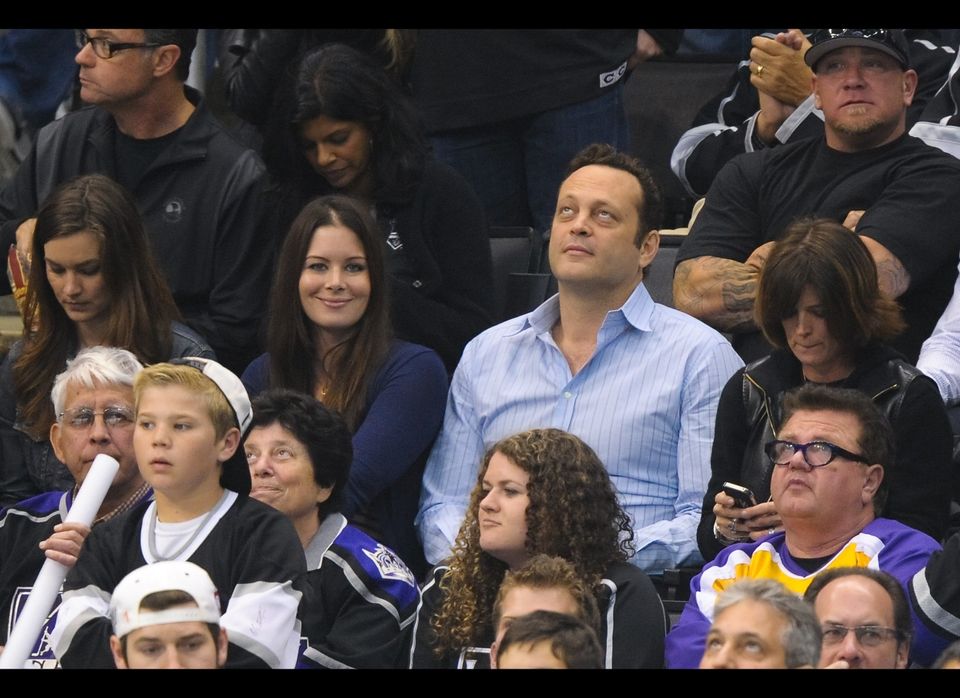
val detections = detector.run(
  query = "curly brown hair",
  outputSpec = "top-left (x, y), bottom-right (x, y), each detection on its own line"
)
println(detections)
top-left (429, 428), bottom-right (634, 657)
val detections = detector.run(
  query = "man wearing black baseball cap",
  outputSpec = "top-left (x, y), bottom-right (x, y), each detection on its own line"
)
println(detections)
top-left (805, 29), bottom-right (915, 155)
top-left (675, 27), bottom-right (960, 368)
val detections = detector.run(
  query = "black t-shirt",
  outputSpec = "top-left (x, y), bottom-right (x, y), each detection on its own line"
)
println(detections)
top-left (113, 127), bottom-right (183, 193)
top-left (678, 134), bottom-right (960, 362)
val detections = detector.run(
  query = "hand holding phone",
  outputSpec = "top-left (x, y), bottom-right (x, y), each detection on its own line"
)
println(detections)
top-left (721, 482), bottom-right (757, 509)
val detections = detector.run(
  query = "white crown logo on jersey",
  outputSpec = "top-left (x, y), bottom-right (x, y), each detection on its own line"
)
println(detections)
top-left (362, 544), bottom-right (416, 587)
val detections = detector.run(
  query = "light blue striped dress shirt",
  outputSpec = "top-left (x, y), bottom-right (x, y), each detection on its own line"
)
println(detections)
top-left (416, 282), bottom-right (744, 574)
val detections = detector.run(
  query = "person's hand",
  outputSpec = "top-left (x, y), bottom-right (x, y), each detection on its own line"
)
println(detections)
top-left (775, 28), bottom-right (808, 52)
top-left (713, 491), bottom-right (753, 542)
top-left (749, 29), bottom-right (814, 107)
top-left (755, 89), bottom-right (797, 144)
top-left (742, 500), bottom-right (783, 540)
top-left (628, 30), bottom-right (664, 70)
top-left (824, 659), bottom-right (851, 669)
top-left (842, 209), bottom-right (865, 231)
top-left (14, 217), bottom-right (35, 276)
top-left (38, 521), bottom-right (91, 568)
top-left (745, 240), bottom-right (777, 272)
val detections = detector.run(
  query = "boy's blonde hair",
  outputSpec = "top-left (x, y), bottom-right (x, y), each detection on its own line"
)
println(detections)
top-left (134, 363), bottom-right (236, 440)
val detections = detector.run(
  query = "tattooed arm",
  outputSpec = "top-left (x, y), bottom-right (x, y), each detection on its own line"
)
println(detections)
top-left (673, 242), bottom-right (776, 333)
top-left (844, 209), bottom-right (911, 299)
top-left (860, 236), bottom-right (911, 299)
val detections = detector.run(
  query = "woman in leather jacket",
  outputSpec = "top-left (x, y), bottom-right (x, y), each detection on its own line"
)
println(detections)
top-left (697, 217), bottom-right (953, 561)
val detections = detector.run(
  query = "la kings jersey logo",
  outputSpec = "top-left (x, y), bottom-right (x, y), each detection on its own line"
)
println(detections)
top-left (9, 587), bottom-right (61, 668)
top-left (362, 544), bottom-right (416, 587)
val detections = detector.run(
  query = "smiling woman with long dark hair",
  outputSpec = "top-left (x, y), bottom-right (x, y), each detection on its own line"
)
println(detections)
top-left (242, 194), bottom-right (448, 575)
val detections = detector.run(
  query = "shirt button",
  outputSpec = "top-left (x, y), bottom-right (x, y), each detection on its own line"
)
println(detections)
top-left (412, 280), bottom-right (423, 288)
top-left (563, 391), bottom-right (572, 399)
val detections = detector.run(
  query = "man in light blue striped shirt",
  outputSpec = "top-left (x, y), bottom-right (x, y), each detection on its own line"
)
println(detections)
top-left (416, 143), bottom-right (743, 575)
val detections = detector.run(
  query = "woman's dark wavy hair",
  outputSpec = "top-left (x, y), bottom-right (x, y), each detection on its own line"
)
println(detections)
top-left (429, 428), bottom-right (634, 657)
top-left (265, 42), bottom-right (426, 209)
top-left (15, 174), bottom-right (180, 438)
top-left (250, 389), bottom-right (353, 520)
top-left (266, 194), bottom-right (391, 429)
top-left (755, 217), bottom-right (905, 353)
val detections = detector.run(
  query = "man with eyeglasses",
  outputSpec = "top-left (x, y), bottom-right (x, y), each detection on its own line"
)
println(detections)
top-left (0, 346), bottom-right (150, 668)
top-left (0, 29), bottom-right (272, 375)
top-left (674, 28), bottom-right (960, 366)
top-left (666, 383), bottom-right (946, 668)
top-left (805, 567), bottom-right (911, 669)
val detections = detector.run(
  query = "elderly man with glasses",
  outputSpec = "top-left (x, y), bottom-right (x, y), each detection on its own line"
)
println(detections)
top-left (0, 346), bottom-right (152, 668)
top-left (666, 383), bottom-right (947, 668)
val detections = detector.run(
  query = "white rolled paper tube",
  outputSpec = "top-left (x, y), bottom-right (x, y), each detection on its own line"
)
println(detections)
top-left (0, 453), bottom-right (119, 668)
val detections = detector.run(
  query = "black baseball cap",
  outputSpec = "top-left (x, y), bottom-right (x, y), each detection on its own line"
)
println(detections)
top-left (805, 29), bottom-right (910, 71)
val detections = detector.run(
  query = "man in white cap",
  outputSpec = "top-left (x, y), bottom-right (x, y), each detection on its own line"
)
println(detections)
top-left (110, 560), bottom-right (227, 669)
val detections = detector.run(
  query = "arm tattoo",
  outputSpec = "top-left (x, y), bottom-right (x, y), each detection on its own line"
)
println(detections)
top-left (860, 235), bottom-right (910, 299)
top-left (876, 256), bottom-right (910, 299)
top-left (674, 257), bottom-right (759, 332)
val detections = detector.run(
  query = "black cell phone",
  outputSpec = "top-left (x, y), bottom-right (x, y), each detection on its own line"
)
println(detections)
top-left (721, 482), bottom-right (757, 509)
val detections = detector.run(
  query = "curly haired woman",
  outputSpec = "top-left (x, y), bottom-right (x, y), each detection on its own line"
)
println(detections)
top-left (408, 428), bottom-right (666, 668)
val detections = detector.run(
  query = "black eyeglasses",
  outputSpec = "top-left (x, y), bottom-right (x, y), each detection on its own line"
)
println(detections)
top-left (810, 29), bottom-right (891, 44)
top-left (764, 440), bottom-right (869, 468)
top-left (57, 405), bottom-right (135, 430)
top-left (75, 31), bottom-right (162, 60)
top-left (821, 624), bottom-right (903, 647)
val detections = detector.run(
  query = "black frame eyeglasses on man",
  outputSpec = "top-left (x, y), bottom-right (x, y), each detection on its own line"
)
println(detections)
top-left (76, 31), bottom-right (162, 60)
top-left (764, 439), bottom-right (869, 469)
top-left (820, 623), bottom-right (904, 648)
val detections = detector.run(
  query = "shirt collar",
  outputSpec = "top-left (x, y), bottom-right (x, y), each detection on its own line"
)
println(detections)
top-left (304, 512), bottom-right (348, 569)
top-left (523, 282), bottom-right (655, 336)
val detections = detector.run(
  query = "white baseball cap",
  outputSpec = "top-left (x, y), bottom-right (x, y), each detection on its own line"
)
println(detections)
top-left (169, 357), bottom-right (253, 494)
top-left (110, 561), bottom-right (222, 638)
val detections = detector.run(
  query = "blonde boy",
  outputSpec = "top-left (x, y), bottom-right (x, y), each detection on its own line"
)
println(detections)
top-left (51, 359), bottom-right (305, 669)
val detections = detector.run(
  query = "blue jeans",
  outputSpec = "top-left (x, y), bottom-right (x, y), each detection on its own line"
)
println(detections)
top-left (430, 83), bottom-right (630, 235)
top-left (0, 29), bottom-right (77, 130)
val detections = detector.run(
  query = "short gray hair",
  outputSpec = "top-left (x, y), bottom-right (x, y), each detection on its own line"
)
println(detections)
top-left (713, 579), bottom-right (822, 668)
top-left (50, 346), bottom-right (144, 417)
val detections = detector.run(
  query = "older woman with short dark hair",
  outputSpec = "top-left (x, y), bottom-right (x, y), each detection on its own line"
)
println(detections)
top-left (245, 389), bottom-right (420, 668)
top-left (697, 217), bottom-right (952, 561)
